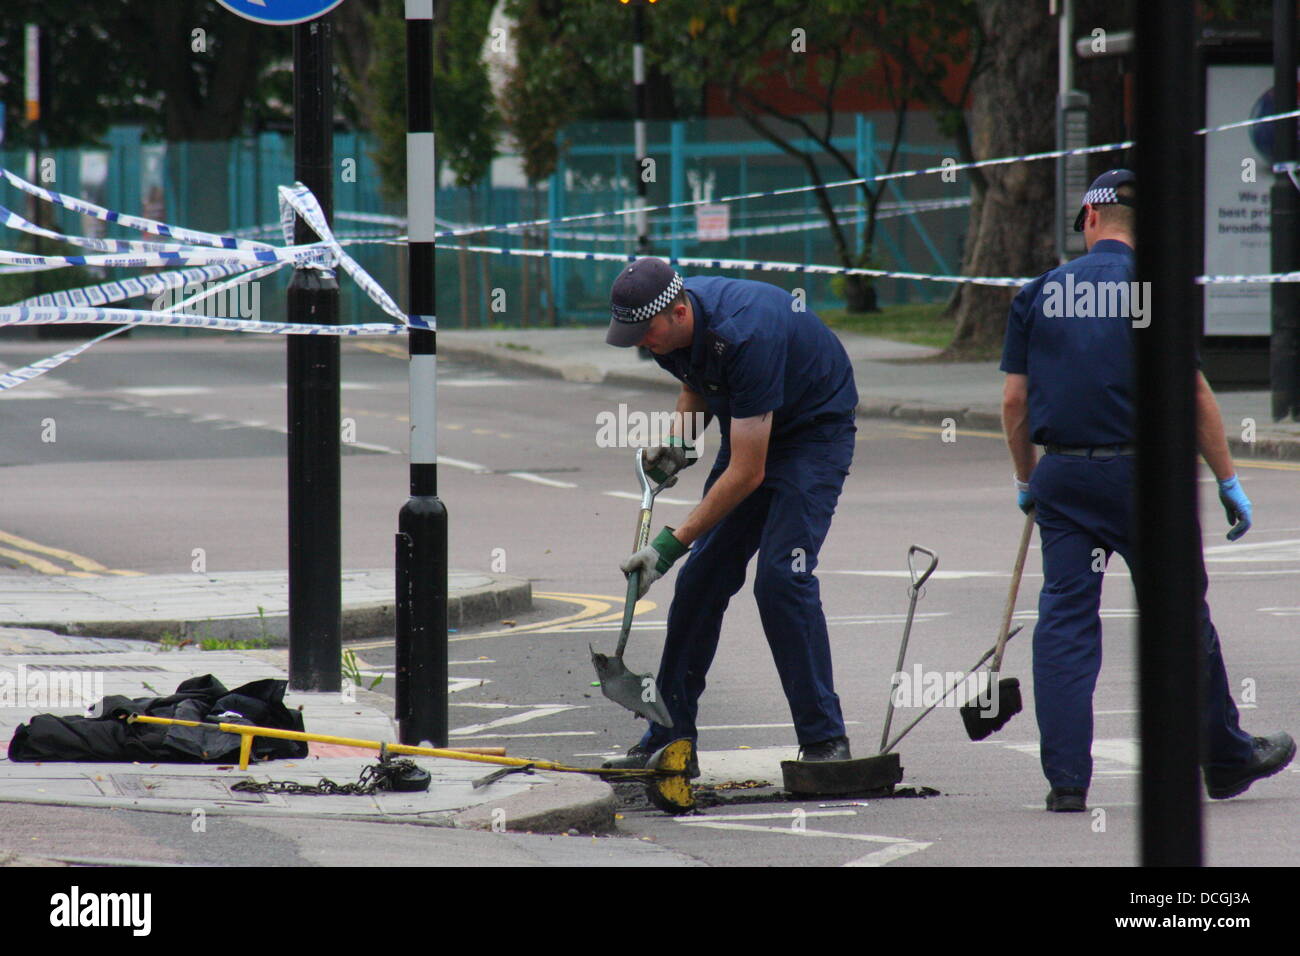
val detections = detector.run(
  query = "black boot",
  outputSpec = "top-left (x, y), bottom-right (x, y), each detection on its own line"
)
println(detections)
top-left (1205, 732), bottom-right (1295, 799)
top-left (797, 736), bottom-right (852, 762)
top-left (1045, 787), bottom-right (1088, 812)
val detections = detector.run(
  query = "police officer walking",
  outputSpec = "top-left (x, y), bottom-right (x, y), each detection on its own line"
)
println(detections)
top-left (1000, 169), bottom-right (1294, 812)
top-left (601, 258), bottom-right (859, 771)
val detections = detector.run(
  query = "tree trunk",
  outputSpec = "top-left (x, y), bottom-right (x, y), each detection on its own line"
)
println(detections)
top-left (845, 276), bottom-right (877, 312)
top-left (944, 0), bottom-right (1057, 356)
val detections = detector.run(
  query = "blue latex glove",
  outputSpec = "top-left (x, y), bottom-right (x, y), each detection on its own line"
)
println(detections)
top-left (1014, 476), bottom-right (1034, 515)
top-left (1217, 475), bottom-right (1252, 541)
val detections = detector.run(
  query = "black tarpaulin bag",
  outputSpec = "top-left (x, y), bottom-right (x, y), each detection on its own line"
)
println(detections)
top-left (6, 674), bottom-right (308, 763)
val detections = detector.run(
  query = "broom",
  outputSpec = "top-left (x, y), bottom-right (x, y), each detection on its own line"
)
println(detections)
top-left (960, 510), bottom-right (1034, 740)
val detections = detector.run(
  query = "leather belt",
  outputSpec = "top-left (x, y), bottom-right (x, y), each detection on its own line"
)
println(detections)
top-left (1043, 443), bottom-right (1137, 458)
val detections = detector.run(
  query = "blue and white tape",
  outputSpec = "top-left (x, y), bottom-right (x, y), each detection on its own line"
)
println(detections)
top-left (457, 242), bottom-right (1029, 287)
top-left (431, 108), bottom-right (1300, 241)
top-left (0, 204), bottom-right (234, 258)
top-left (0, 262), bottom-right (289, 392)
top-left (0, 305), bottom-right (405, 336)
top-left (278, 183), bottom-right (408, 323)
top-left (16, 260), bottom-right (260, 310)
top-left (1, 167), bottom-right (276, 251)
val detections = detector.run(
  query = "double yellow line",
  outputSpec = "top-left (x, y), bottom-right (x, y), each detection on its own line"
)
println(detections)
top-left (0, 530), bottom-right (141, 578)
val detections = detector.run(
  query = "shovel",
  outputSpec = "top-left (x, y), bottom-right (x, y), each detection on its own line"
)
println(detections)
top-left (959, 510), bottom-right (1033, 740)
top-left (783, 545), bottom-right (937, 797)
top-left (590, 448), bottom-right (675, 727)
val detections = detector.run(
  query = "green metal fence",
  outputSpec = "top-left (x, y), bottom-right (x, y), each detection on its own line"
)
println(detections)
top-left (2, 114), bottom-right (968, 334)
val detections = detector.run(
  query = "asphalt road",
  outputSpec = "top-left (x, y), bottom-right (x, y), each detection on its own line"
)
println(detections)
top-left (1, 333), bottom-right (1297, 868)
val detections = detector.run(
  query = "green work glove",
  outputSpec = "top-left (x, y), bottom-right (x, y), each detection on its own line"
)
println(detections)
top-left (644, 436), bottom-right (697, 486)
top-left (620, 527), bottom-right (689, 600)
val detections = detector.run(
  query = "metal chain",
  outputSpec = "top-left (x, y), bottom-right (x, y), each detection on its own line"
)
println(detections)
top-left (232, 757), bottom-right (425, 796)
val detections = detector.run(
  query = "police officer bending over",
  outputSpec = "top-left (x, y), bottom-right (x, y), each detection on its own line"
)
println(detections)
top-left (602, 258), bottom-right (859, 773)
top-left (1000, 169), bottom-right (1294, 812)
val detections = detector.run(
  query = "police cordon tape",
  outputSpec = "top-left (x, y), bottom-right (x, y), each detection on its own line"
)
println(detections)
top-left (432, 107), bottom-right (1300, 241)
top-left (5, 100), bottom-right (1300, 397)
top-left (413, 241), bottom-right (1300, 289)
top-left (547, 198), bottom-right (976, 243)
top-left (1, 169), bottom-right (410, 324)
top-left (0, 167), bottom-right (277, 252)
top-left (0, 260), bottom-right (303, 393)
top-left (0, 305), bottom-right (405, 338)
top-left (277, 183), bottom-right (409, 325)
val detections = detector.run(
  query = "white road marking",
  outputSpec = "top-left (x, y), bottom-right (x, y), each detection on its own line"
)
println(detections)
top-left (453, 731), bottom-right (598, 739)
top-left (2, 390), bottom-right (66, 399)
top-left (675, 810), bottom-right (857, 822)
top-left (545, 623), bottom-right (668, 633)
top-left (1012, 608), bottom-right (1135, 619)
top-left (451, 705), bottom-right (584, 736)
top-left (349, 441), bottom-right (401, 454)
top-left (1004, 737), bottom-right (1138, 766)
top-left (451, 701), bottom-right (569, 709)
top-left (118, 386), bottom-right (213, 396)
top-left (449, 659), bottom-right (496, 665)
top-left (675, 821), bottom-right (911, 842)
top-left (604, 490), bottom-right (695, 506)
top-left (825, 612), bottom-right (950, 623)
top-left (340, 382), bottom-right (378, 390)
top-left (507, 471), bottom-right (577, 489)
top-left (676, 819), bottom-right (931, 866)
top-left (697, 720), bottom-right (864, 731)
top-left (448, 677), bottom-right (489, 693)
top-left (824, 570), bottom-right (1005, 580)
top-left (842, 843), bottom-right (933, 867)
top-left (1259, 606), bottom-right (1300, 616)
top-left (439, 378), bottom-right (524, 387)
top-left (1205, 538), bottom-right (1300, 562)
top-left (438, 455), bottom-right (491, 473)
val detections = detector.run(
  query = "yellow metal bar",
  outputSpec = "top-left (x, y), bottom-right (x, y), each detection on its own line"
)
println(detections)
top-left (126, 715), bottom-right (661, 778)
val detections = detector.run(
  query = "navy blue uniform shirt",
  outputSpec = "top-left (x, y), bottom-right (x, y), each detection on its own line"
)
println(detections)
top-left (653, 276), bottom-right (858, 445)
top-left (1000, 239), bottom-right (1138, 447)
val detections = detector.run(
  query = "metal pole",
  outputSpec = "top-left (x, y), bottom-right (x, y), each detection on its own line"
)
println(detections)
top-left (634, 2), bottom-right (649, 255)
top-left (397, 0), bottom-right (449, 747)
top-left (1055, 0), bottom-right (1071, 263)
top-left (287, 15), bottom-right (342, 693)
top-left (1133, 0), bottom-right (1203, 867)
top-left (1271, 0), bottom-right (1299, 421)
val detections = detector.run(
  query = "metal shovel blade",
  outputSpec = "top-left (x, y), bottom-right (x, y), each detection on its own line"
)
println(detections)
top-left (590, 645), bottom-right (674, 727)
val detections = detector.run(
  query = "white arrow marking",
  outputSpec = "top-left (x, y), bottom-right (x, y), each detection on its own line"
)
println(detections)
top-left (675, 810), bottom-right (857, 822)
top-left (842, 843), bottom-right (932, 867)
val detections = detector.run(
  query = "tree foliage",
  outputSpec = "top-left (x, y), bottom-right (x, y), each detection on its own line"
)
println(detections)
top-left (0, 0), bottom-right (292, 146)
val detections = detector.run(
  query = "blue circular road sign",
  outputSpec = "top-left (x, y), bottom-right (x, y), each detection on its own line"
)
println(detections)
top-left (214, 0), bottom-right (348, 26)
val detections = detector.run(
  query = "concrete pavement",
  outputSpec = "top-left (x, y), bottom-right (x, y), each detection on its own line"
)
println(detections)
top-left (438, 327), bottom-right (1300, 460)
top-left (0, 568), bottom-right (532, 642)
top-left (0, 568), bottom-right (651, 860)
top-left (0, 625), bottom-right (625, 849)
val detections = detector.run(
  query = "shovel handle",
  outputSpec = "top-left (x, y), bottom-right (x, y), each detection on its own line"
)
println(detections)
top-left (990, 511), bottom-right (1034, 673)
top-left (881, 624), bottom-right (1023, 754)
top-left (907, 545), bottom-right (938, 592)
top-left (615, 569), bottom-right (639, 658)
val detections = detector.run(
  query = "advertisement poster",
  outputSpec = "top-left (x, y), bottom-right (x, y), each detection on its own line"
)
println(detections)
top-left (1203, 64), bottom-right (1294, 335)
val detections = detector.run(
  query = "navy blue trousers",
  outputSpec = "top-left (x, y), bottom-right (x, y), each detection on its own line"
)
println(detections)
top-left (637, 420), bottom-right (855, 751)
top-left (1030, 453), bottom-right (1256, 789)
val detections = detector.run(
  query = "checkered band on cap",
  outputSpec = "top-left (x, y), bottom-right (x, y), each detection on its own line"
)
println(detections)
top-left (1083, 186), bottom-right (1119, 207)
top-left (611, 271), bottom-right (684, 325)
